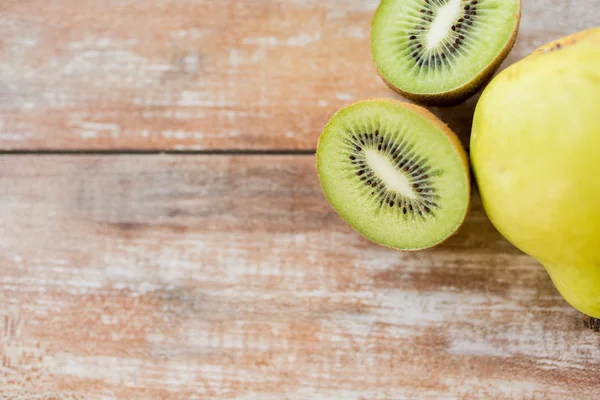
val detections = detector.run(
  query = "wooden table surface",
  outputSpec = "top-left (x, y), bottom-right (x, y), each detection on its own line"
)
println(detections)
top-left (1, 1), bottom-right (599, 399)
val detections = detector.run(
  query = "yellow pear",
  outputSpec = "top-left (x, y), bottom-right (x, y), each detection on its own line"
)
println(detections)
top-left (470, 28), bottom-right (600, 325)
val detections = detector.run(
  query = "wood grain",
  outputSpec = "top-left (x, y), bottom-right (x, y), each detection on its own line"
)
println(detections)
top-left (1, 155), bottom-right (599, 399)
top-left (0, 0), bottom-right (597, 151)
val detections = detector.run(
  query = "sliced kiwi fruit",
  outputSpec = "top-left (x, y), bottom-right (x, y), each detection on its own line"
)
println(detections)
top-left (371, 0), bottom-right (521, 106)
top-left (317, 99), bottom-right (470, 251)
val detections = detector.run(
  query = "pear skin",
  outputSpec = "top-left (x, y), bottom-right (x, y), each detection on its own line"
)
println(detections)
top-left (470, 28), bottom-right (600, 323)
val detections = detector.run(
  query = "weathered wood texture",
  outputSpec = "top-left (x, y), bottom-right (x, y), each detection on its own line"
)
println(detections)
top-left (1, 156), bottom-right (599, 399)
top-left (0, 0), bottom-right (597, 150)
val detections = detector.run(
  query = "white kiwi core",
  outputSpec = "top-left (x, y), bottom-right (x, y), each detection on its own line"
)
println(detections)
top-left (427, 0), bottom-right (462, 50)
top-left (365, 149), bottom-right (417, 199)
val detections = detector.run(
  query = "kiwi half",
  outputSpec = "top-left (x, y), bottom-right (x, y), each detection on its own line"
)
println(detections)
top-left (371, 0), bottom-right (521, 106)
top-left (317, 99), bottom-right (470, 251)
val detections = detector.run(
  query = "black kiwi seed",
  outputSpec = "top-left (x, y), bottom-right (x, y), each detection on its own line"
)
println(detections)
top-left (349, 156), bottom-right (356, 160)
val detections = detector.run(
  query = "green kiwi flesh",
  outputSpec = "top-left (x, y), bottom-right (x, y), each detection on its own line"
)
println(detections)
top-left (371, 0), bottom-right (521, 105)
top-left (316, 99), bottom-right (470, 251)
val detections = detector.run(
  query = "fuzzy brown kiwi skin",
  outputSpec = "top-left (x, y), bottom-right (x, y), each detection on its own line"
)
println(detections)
top-left (316, 98), bottom-right (472, 252)
top-left (372, 0), bottom-right (522, 107)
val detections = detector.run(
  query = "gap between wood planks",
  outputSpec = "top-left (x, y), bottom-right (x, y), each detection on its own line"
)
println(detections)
top-left (0, 149), bottom-right (474, 156)
top-left (0, 149), bottom-right (317, 156)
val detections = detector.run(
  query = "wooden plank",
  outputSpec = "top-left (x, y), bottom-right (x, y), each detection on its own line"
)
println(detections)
top-left (0, 0), bottom-right (597, 151)
top-left (0, 155), bottom-right (598, 398)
